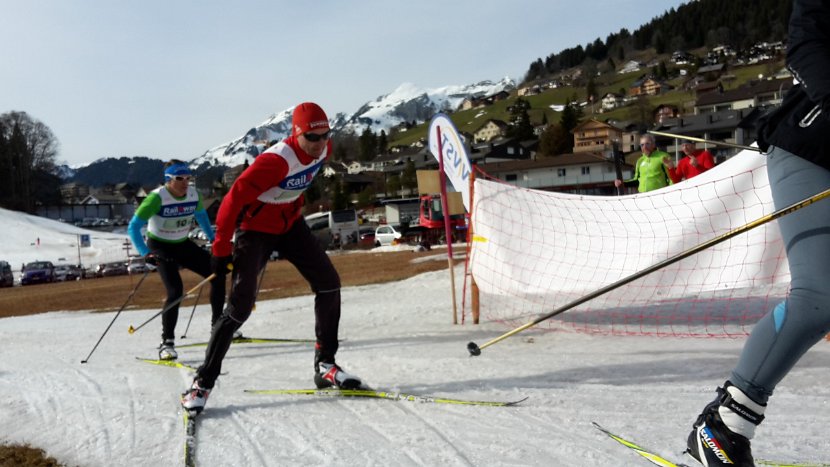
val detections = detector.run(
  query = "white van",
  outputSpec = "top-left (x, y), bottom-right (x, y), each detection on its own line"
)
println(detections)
top-left (305, 209), bottom-right (360, 248)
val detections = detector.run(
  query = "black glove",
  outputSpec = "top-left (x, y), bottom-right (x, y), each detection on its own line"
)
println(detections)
top-left (145, 252), bottom-right (163, 266)
top-left (211, 255), bottom-right (233, 276)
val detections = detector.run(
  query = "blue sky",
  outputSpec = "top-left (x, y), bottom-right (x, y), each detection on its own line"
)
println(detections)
top-left (1, 0), bottom-right (687, 166)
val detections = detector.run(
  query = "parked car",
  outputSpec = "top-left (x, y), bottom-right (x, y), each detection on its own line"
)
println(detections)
top-left (54, 264), bottom-right (82, 281)
top-left (0, 260), bottom-right (14, 287)
top-left (127, 257), bottom-right (153, 274)
top-left (21, 261), bottom-right (56, 285)
top-left (99, 261), bottom-right (128, 277)
top-left (374, 224), bottom-right (402, 246)
top-left (358, 227), bottom-right (376, 246)
top-left (83, 266), bottom-right (99, 279)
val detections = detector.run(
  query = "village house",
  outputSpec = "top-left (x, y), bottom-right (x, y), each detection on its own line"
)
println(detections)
top-left (473, 119), bottom-right (509, 142)
top-left (618, 60), bottom-right (644, 74)
top-left (694, 78), bottom-right (793, 114)
top-left (600, 92), bottom-right (625, 111)
top-left (571, 119), bottom-right (624, 153)
top-left (476, 152), bottom-right (632, 196)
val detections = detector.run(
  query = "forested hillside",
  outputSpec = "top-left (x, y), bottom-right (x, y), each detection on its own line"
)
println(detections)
top-left (524, 0), bottom-right (791, 82)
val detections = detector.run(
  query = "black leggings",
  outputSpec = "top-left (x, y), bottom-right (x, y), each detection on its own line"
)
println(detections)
top-left (197, 220), bottom-right (341, 387)
top-left (147, 238), bottom-right (226, 341)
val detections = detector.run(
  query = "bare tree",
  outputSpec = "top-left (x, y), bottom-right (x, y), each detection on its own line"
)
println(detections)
top-left (0, 111), bottom-right (60, 211)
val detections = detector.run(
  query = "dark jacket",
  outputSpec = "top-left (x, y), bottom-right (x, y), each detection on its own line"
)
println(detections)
top-left (758, 0), bottom-right (830, 170)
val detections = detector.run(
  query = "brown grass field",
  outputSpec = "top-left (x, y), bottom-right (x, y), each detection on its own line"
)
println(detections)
top-left (0, 249), bottom-right (452, 466)
top-left (0, 249), bottom-right (452, 318)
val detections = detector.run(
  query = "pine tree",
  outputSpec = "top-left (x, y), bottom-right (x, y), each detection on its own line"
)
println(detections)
top-left (358, 126), bottom-right (377, 161)
top-left (378, 130), bottom-right (388, 155)
top-left (400, 160), bottom-right (417, 196)
top-left (386, 174), bottom-right (402, 197)
top-left (506, 98), bottom-right (534, 140)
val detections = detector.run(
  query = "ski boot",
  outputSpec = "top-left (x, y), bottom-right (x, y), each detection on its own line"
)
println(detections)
top-left (314, 350), bottom-right (362, 389)
top-left (687, 382), bottom-right (765, 466)
top-left (181, 379), bottom-right (211, 414)
top-left (158, 339), bottom-right (178, 361)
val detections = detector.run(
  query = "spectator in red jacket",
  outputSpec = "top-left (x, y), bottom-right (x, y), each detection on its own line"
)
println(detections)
top-left (181, 102), bottom-right (363, 414)
top-left (663, 139), bottom-right (716, 183)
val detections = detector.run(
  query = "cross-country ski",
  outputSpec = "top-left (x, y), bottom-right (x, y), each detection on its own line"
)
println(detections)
top-left (592, 422), bottom-right (830, 467)
top-left (136, 357), bottom-right (198, 371)
top-left (176, 336), bottom-right (315, 349)
top-left (182, 409), bottom-right (198, 467)
top-left (244, 388), bottom-right (528, 407)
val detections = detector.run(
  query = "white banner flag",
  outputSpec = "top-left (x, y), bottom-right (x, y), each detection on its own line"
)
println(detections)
top-left (428, 113), bottom-right (473, 210)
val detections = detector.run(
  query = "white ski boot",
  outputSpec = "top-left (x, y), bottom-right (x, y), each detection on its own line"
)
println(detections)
top-left (158, 339), bottom-right (178, 361)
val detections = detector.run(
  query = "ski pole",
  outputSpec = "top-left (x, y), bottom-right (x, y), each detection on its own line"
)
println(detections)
top-left (179, 285), bottom-right (203, 339)
top-left (468, 185), bottom-right (830, 356)
top-left (81, 269), bottom-right (150, 363)
top-left (648, 130), bottom-right (760, 152)
top-left (128, 273), bottom-right (217, 335)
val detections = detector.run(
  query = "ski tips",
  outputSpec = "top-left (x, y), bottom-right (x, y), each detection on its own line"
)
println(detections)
top-left (467, 341), bottom-right (481, 356)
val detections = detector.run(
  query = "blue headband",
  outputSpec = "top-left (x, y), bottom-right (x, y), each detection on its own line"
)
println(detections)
top-left (164, 163), bottom-right (192, 179)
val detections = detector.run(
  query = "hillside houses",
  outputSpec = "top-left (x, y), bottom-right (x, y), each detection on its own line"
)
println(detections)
top-left (476, 152), bottom-right (631, 196)
top-left (601, 93), bottom-right (625, 111)
top-left (473, 119), bottom-right (509, 142)
top-left (38, 182), bottom-right (143, 224)
top-left (618, 60), bottom-right (644, 74)
top-left (694, 78), bottom-right (792, 114)
top-left (629, 77), bottom-right (671, 96)
top-left (457, 90), bottom-right (510, 111)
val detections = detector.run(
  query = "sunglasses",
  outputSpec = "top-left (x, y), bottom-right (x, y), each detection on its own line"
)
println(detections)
top-left (303, 131), bottom-right (331, 142)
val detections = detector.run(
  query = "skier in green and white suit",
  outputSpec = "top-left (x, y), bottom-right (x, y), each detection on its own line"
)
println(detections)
top-left (128, 160), bottom-right (226, 360)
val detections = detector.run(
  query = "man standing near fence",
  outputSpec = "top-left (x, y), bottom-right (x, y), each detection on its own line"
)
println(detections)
top-left (614, 133), bottom-right (672, 193)
top-left (663, 139), bottom-right (716, 184)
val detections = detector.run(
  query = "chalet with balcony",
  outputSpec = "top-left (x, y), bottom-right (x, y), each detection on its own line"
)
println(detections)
top-left (473, 119), bottom-right (509, 142)
top-left (629, 77), bottom-right (668, 96)
top-left (571, 119), bottom-right (624, 153)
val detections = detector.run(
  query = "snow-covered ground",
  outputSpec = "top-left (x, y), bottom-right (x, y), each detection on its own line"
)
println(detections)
top-left (0, 207), bottom-right (129, 275)
top-left (1, 263), bottom-right (829, 466)
top-left (1, 207), bottom-right (828, 466)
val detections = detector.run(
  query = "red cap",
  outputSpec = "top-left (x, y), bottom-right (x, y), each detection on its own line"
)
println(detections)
top-left (292, 102), bottom-right (330, 137)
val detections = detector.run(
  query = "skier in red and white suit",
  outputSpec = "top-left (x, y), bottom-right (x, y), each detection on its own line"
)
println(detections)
top-left (182, 102), bottom-right (362, 414)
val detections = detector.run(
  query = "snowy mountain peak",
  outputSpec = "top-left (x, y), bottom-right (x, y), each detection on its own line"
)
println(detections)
top-left (189, 77), bottom-right (515, 169)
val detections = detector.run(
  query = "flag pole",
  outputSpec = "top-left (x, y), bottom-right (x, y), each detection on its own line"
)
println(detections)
top-left (436, 125), bottom-right (459, 324)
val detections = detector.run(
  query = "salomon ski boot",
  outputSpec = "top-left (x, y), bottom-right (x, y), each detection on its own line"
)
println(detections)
top-left (687, 383), bottom-right (765, 466)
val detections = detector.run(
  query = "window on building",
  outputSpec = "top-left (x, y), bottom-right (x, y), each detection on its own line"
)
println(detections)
top-left (557, 169), bottom-right (567, 177)
top-left (581, 166), bottom-right (590, 175)
top-left (507, 147), bottom-right (515, 155)
top-left (505, 174), bottom-right (517, 182)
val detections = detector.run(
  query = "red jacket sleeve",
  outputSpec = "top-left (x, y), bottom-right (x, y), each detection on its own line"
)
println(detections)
top-left (212, 154), bottom-right (290, 257)
top-left (667, 164), bottom-right (682, 184)
top-left (698, 150), bottom-right (716, 171)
